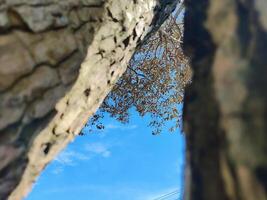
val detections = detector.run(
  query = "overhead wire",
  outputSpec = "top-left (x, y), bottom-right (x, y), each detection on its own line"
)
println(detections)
top-left (151, 189), bottom-right (180, 200)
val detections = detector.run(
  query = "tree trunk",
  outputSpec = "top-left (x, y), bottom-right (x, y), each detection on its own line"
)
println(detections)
top-left (183, 0), bottom-right (267, 200)
top-left (0, 0), bottom-right (178, 199)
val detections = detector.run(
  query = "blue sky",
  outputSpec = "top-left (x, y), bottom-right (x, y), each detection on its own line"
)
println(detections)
top-left (26, 111), bottom-right (185, 200)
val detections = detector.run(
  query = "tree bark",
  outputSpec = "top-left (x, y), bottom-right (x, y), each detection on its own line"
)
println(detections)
top-left (0, 0), bottom-right (178, 199)
top-left (183, 0), bottom-right (267, 200)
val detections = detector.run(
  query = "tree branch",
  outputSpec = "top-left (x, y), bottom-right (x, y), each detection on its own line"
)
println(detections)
top-left (127, 65), bottom-right (151, 81)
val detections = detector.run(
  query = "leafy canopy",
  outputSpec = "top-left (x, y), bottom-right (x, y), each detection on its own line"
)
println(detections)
top-left (84, 4), bottom-right (191, 135)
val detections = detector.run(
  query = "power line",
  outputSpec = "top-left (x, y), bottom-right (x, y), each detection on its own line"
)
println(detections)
top-left (152, 189), bottom-right (180, 200)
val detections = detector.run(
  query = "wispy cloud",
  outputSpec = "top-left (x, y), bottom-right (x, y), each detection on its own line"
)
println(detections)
top-left (105, 124), bottom-right (138, 130)
top-left (51, 166), bottom-right (64, 175)
top-left (53, 141), bottom-right (112, 173)
top-left (82, 123), bottom-right (137, 137)
top-left (84, 142), bottom-right (111, 158)
top-left (51, 142), bottom-right (112, 175)
top-left (174, 157), bottom-right (185, 176)
top-left (54, 150), bottom-right (90, 166)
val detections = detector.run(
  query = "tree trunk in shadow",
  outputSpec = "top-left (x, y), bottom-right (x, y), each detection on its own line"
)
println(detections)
top-left (183, 0), bottom-right (267, 200)
top-left (0, 0), bottom-right (178, 199)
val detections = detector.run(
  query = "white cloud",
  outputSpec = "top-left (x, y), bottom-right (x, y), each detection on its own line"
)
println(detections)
top-left (51, 166), bottom-right (64, 175)
top-left (84, 142), bottom-right (111, 158)
top-left (174, 158), bottom-right (185, 176)
top-left (54, 150), bottom-right (90, 166)
top-left (105, 124), bottom-right (137, 130)
top-left (53, 142), bottom-right (112, 169)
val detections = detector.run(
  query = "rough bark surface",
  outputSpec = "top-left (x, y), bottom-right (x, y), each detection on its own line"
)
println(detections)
top-left (183, 0), bottom-right (267, 200)
top-left (0, 0), bottom-right (178, 199)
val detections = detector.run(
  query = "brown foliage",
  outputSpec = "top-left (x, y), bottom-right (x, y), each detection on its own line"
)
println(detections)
top-left (85, 6), bottom-right (191, 135)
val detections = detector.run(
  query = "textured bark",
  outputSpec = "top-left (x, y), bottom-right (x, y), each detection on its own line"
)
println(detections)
top-left (183, 0), bottom-right (267, 200)
top-left (0, 0), bottom-right (178, 199)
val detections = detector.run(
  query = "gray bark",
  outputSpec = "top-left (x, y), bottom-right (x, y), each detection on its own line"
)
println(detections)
top-left (0, 0), bottom-right (178, 199)
top-left (183, 0), bottom-right (267, 200)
